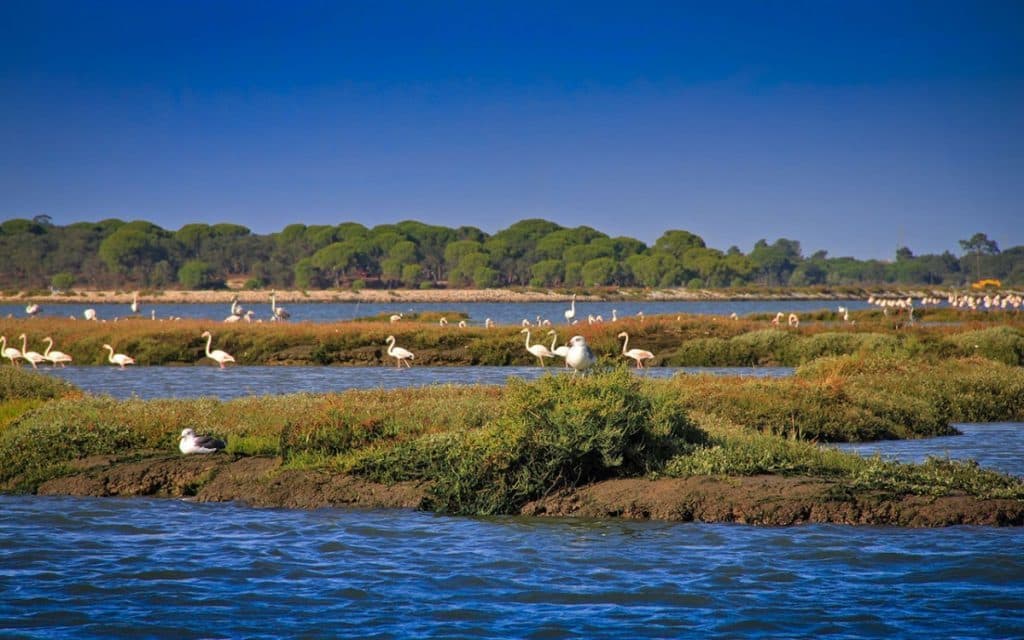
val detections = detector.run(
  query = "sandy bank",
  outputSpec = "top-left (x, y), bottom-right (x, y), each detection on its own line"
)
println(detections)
top-left (32, 454), bottom-right (1024, 527)
top-left (9, 288), bottom-right (869, 305)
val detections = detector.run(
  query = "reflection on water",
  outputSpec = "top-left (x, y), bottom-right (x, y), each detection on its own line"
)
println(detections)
top-left (1, 299), bottom-right (870, 325)
top-left (35, 365), bottom-right (794, 400)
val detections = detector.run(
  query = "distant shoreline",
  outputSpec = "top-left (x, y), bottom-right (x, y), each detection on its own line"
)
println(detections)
top-left (4, 287), bottom-right (883, 305)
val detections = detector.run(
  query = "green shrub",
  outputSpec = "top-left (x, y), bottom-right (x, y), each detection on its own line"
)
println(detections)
top-left (0, 366), bottom-right (79, 401)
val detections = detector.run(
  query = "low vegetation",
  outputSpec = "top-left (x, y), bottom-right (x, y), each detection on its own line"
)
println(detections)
top-left (1, 357), bottom-right (1022, 511)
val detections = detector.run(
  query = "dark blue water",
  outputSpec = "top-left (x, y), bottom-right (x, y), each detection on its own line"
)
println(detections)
top-left (2, 494), bottom-right (1022, 639)
top-left (34, 365), bottom-right (794, 399)
top-left (3, 299), bottom-right (870, 325)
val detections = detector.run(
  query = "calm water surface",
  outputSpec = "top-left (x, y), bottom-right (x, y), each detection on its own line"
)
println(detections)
top-left (3, 299), bottom-right (870, 325)
top-left (35, 365), bottom-right (793, 399)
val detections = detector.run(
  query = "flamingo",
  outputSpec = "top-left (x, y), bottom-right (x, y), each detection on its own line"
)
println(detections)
top-left (83, 308), bottom-right (97, 321)
top-left (485, 318), bottom-right (495, 329)
top-left (200, 331), bottom-right (236, 369)
top-left (225, 310), bottom-right (254, 323)
top-left (230, 297), bottom-right (244, 317)
top-left (729, 312), bottom-right (739, 320)
top-left (130, 293), bottom-right (139, 315)
top-left (1, 336), bottom-right (22, 366)
top-left (617, 332), bottom-right (655, 369)
top-left (18, 334), bottom-right (46, 369)
top-left (179, 428), bottom-right (226, 455)
top-left (102, 344), bottom-right (136, 369)
top-left (458, 320), bottom-right (467, 328)
top-left (565, 335), bottom-right (596, 374)
top-left (771, 312), bottom-right (783, 326)
top-left (521, 328), bottom-right (554, 367)
top-left (270, 291), bottom-right (290, 321)
top-left (788, 313), bottom-right (800, 328)
top-left (25, 303), bottom-right (41, 317)
top-left (547, 330), bottom-right (571, 367)
top-left (611, 309), bottom-right (618, 323)
top-left (385, 335), bottom-right (414, 368)
top-left (41, 337), bottom-right (73, 367)
top-left (564, 293), bottom-right (577, 324)
top-left (439, 317), bottom-right (448, 327)
top-left (390, 313), bottom-right (403, 324)
top-left (151, 309), bottom-right (157, 320)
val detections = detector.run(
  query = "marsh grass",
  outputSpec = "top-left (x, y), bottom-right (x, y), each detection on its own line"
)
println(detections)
top-left (2, 358), bottom-right (1022, 507)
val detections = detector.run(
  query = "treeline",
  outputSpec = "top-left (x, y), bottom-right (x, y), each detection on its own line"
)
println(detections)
top-left (0, 215), bottom-right (1020, 290)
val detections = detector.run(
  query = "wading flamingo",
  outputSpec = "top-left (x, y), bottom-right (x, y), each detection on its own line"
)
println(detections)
top-left (270, 291), bottom-right (290, 321)
top-left (102, 344), bottom-right (135, 369)
top-left (564, 293), bottom-right (577, 324)
top-left (84, 308), bottom-right (97, 321)
top-left (18, 334), bottom-right (46, 369)
top-left (565, 335), bottom-right (596, 374)
top-left (25, 303), bottom-right (41, 317)
top-left (547, 330), bottom-right (571, 367)
top-left (179, 428), bottom-right (226, 455)
top-left (521, 328), bottom-right (554, 367)
top-left (385, 335), bottom-right (414, 368)
top-left (130, 293), bottom-right (139, 315)
top-left (200, 331), bottom-right (236, 369)
top-left (390, 313), bottom-right (403, 323)
top-left (1, 336), bottom-right (22, 366)
top-left (788, 313), bottom-right (800, 328)
top-left (617, 332), bottom-right (655, 369)
top-left (42, 337), bottom-right (73, 367)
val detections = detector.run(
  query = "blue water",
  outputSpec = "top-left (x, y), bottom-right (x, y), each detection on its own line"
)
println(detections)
top-left (1, 494), bottom-right (1022, 639)
top-left (2, 299), bottom-right (870, 325)
top-left (34, 365), bottom-right (794, 399)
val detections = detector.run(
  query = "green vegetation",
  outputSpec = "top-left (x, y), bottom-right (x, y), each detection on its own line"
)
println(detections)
top-left (2, 216), bottom-right (1021, 290)
top-left (1, 357), bottom-right (1022, 508)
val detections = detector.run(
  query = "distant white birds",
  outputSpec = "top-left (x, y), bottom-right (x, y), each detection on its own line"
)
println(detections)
top-left (179, 428), bottom-right (226, 455)
top-left (83, 308), bottom-right (97, 321)
top-left (771, 312), bottom-right (784, 326)
top-left (42, 336), bottom-right (73, 367)
top-left (617, 332), bottom-right (655, 369)
top-left (1, 335), bottom-right (22, 366)
top-left (385, 335), bottom-right (414, 368)
top-left (18, 334), bottom-right (46, 369)
top-left (102, 344), bottom-right (136, 369)
top-left (485, 318), bottom-right (495, 329)
top-left (439, 317), bottom-right (448, 327)
top-left (458, 320), bottom-right (467, 328)
top-left (230, 297), bottom-right (244, 317)
top-left (200, 331), bottom-right (236, 369)
top-left (25, 303), bottom-right (41, 317)
top-left (837, 306), bottom-right (850, 323)
top-left (729, 312), bottom-right (739, 320)
top-left (224, 310), bottom-right (254, 323)
top-left (564, 293), bottom-right (577, 324)
top-left (130, 293), bottom-right (139, 315)
top-left (565, 335), bottom-right (596, 374)
top-left (547, 330), bottom-right (571, 367)
top-left (611, 309), bottom-right (618, 323)
top-left (390, 313), bottom-right (403, 324)
top-left (521, 328), bottom-right (554, 367)
top-left (788, 313), bottom-right (800, 328)
top-left (270, 291), bottom-right (290, 321)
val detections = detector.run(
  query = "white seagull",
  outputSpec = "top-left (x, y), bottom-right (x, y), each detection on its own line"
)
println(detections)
top-left (565, 335), bottom-right (596, 374)
top-left (179, 428), bottom-right (226, 455)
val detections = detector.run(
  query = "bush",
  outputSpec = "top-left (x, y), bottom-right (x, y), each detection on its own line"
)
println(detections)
top-left (50, 272), bottom-right (75, 291)
top-left (178, 260), bottom-right (223, 289)
top-left (0, 367), bottom-right (79, 401)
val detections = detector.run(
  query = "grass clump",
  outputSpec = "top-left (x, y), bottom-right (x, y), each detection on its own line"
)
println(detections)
top-left (0, 366), bottom-right (80, 401)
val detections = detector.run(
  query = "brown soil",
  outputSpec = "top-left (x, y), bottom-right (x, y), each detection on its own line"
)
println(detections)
top-left (31, 455), bottom-right (1024, 526)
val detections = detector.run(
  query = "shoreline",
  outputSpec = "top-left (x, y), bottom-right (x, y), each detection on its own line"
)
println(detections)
top-left (5, 287), bottom-right (886, 305)
top-left (31, 454), bottom-right (1024, 527)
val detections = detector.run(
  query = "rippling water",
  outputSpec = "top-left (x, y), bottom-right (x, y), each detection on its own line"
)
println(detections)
top-left (2, 494), bottom-right (1022, 639)
top-left (34, 365), bottom-right (794, 399)
top-left (2, 299), bottom-right (869, 325)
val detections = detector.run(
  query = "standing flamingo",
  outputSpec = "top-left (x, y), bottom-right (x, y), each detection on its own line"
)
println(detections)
top-left (18, 334), bottom-right (46, 369)
top-left (521, 328), bottom-right (554, 367)
top-left (1, 336), bottom-right (22, 366)
top-left (130, 293), bottom-right (139, 315)
top-left (200, 331), bottom-right (236, 369)
top-left (788, 313), bottom-right (800, 328)
top-left (547, 330), bottom-right (571, 367)
top-left (84, 308), bottom-right (97, 321)
top-left (617, 332), bottom-right (655, 369)
top-left (102, 344), bottom-right (136, 369)
top-left (25, 303), bottom-right (41, 317)
top-left (564, 293), bottom-right (577, 324)
top-left (270, 291), bottom-right (290, 321)
top-left (385, 335), bottom-right (414, 368)
top-left (41, 337), bottom-right (73, 367)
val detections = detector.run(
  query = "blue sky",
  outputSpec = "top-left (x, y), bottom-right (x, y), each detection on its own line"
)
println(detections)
top-left (1, 1), bottom-right (1021, 259)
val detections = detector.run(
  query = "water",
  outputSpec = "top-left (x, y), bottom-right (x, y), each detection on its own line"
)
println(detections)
top-left (3, 299), bottom-right (870, 325)
top-left (834, 422), bottom-right (1024, 478)
top-left (34, 365), bottom-right (794, 399)
top-left (2, 494), bottom-right (1021, 639)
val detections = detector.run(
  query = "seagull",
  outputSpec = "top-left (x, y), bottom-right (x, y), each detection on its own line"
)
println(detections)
top-left (179, 428), bottom-right (226, 455)
top-left (565, 335), bottom-right (596, 374)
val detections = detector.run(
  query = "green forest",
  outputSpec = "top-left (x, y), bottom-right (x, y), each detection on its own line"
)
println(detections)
top-left (1, 215), bottom-right (1020, 291)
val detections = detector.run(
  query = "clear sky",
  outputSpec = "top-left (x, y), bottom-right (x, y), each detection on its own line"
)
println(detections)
top-left (1, 1), bottom-right (1021, 259)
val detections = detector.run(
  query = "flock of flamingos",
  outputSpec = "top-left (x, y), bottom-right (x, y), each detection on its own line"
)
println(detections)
top-left (5, 290), bottom-right (1021, 372)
